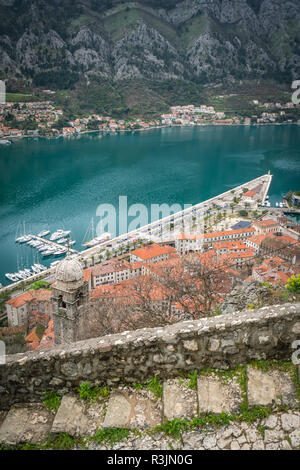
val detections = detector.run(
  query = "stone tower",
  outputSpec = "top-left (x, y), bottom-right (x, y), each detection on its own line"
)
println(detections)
top-left (52, 255), bottom-right (88, 345)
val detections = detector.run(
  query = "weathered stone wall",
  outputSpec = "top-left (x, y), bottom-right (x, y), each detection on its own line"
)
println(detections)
top-left (1, 303), bottom-right (300, 410)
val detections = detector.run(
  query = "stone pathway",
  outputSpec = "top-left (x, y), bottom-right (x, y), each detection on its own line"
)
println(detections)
top-left (0, 364), bottom-right (299, 450)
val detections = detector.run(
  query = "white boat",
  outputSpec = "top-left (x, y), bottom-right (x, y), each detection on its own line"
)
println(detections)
top-left (39, 246), bottom-right (50, 252)
top-left (57, 238), bottom-right (68, 244)
top-left (5, 273), bottom-right (18, 282)
top-left (31, 265), bottom-right (40, 273)
top-left (14, 272), bottom-right (24, 280)
top-left (82, 218), bottom-right (110, 248)
top-left (16, 236), bottom-right (26, 243)
top-left (43, 250), bottom-right (56, 256)
top-left (83, 230), bottom-right (111, 248)
top-left (50, 260), bottom-right (60, 267)
top-left (276, 202), bottom-right (279, 207)
top-left (38, 230), bottom-right (50, 238)
top-left (0, 140), bottom-right (11, 145)
top-left (50, 229), bottom-right (64, 241)
top-left (36, 264), bottom-right (47, 271)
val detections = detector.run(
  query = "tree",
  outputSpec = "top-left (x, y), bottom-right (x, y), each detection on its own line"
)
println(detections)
top-left (286, 274), bottom-right (300, 293)
top-left (83, 253), bottom-right (241, 340)
top-left (239, 210), bottom-right (248, 217)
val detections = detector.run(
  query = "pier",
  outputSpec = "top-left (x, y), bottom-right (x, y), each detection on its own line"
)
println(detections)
top-left (28, 235), bottom-right (78, 254)
top-left (261, 172), bottom-right (272, 205)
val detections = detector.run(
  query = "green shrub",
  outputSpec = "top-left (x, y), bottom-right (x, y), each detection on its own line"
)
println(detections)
top-left (78, 382), bottom-right (110, 401)
top-left (91, 428), bottom-right (130, 447)
top-left (43, 391), bottom-right (61, 412)
top-left (146, 376), bottom-right (163, 399)
top-left (286, 274), bottom-right (300, 293)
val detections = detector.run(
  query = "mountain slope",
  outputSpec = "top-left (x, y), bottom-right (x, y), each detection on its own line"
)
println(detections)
top-left (1, 0), bottom-right (300, 85)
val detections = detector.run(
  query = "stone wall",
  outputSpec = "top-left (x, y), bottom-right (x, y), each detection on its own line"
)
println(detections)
top-left (0, 303), bottom-right (300, 410)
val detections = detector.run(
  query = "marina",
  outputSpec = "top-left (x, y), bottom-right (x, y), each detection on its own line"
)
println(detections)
top-left (5, 228), bottom-right (78, 284)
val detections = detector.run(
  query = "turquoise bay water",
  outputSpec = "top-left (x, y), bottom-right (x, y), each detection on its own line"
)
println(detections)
top-left (0, 125), bottom-right (300, 286)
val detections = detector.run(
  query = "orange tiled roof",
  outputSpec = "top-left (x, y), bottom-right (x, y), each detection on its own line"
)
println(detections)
top-left (242, 190), bottom-right (257, 197)
top-left (25, 327), bottom-right (41, 344)
top-left (177, 228), bottom-right (255, 241)
top-left (213, 241), bottom-right (247, 250)
top-left (38, 319), bottom-right (54, 350)
top-left (6, 292), bottom-right (33, 308)
top-left (254, 219), bottom-right (278, 227)
top-left (131, 243), bottom-right (176, 261)
top-left (248, 234), bottom-right (271, 245)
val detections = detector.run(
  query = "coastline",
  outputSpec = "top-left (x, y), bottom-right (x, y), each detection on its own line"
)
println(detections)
top-left (1, 121), bottom-right (298, 144)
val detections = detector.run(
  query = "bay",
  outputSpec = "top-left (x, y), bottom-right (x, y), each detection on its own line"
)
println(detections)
top-left (0, 124), bottom-right (299, 286)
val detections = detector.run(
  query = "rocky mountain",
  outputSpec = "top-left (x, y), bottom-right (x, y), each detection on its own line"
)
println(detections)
top-left (0, 0), bottom-right (300, 89)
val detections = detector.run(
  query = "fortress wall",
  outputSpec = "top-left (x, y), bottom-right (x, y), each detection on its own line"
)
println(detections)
top-left (0, 303), bottom-right (300, 409)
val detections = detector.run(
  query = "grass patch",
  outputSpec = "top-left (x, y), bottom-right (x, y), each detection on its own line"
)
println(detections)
top-left (153, 418), bottom-right (189, 440)
top-left (90, 428), bottom-right (130, 448)
top-left (45, 433), bottom-right (75, 450)
top-left (78, 382), bottom-right (110, 402)
top-left (199, 366), bottom-right (241, 385)
top-left (0, 433), bottom-right (82, 451)
top-left (187, 370), bottom-right (198, 390)
top-left (43, 391), bottom-right (61, 412)
top-left (26, 280), bottom-right (51, 291)
top-left (146, 376), bottom-right (163, 399)
top-left (132, 382), bottom-right (143, 390)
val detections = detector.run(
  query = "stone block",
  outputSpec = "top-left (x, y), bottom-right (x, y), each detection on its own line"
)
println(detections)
top-left (51, 394), bottom-right (106, 437)
top-left (163, 378), bottom-right (198, 421)
top-left (103, 389), bottom-right (162, 429)
top-left (247, 366), bottom-right (298, 408)
top-left (197, 375), bottom-right (242, 414)
top-left (0, 404), bottom-right (54, 445)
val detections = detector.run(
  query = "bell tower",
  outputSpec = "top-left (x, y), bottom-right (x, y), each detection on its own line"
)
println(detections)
top-left (52, 255), bottom-right (88, 344)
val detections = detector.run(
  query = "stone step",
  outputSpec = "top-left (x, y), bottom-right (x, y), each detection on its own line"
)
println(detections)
top-left (103, 387), bottom-right (162, 429)
top-left (247, 366), bottom-right (298, 408)
top-left (0, 364), bottom-right (299, 447)
top-left (51, 394), bottom-right (106, 437)
top-left (197, 374), bottom-right (242, 415)
top-left (163, 378), bottom-right (197, 421)
top-left (0, 403), bottom-right (54, 446)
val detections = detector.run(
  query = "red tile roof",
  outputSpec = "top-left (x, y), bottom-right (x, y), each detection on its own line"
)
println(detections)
top-left (254, 219), bottom-right (278, 227)
top-left (242, 190), bottom-right (257, 197)
top-left (131, 243), bottom-right (176, 261)
top-left (6, 292), bottom-right (33, 308)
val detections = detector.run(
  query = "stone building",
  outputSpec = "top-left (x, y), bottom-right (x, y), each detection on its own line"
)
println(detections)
top-left (6, 289), bottom-right (52, 328)
top-left (52, 254), bottom-right (89, 345)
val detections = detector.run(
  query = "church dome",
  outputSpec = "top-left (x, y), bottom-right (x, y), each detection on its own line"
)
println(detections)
top-left (55, 255), bottom-right (84, 288)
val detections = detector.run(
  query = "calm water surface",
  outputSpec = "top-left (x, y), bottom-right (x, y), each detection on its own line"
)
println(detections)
top-left (0, 125), bottom-right (299, 285)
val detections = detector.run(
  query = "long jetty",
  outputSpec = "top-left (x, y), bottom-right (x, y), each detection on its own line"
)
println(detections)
top-left (30, 235), bottom-right (78, 254)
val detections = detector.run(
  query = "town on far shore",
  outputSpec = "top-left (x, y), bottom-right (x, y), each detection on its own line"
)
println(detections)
top-left (1, 94), bottom-right (300, 140)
